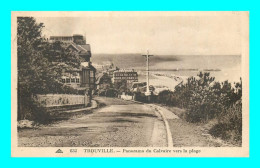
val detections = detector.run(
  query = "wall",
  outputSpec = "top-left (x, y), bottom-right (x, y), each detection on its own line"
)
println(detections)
top-left (34, 94), bottom-right (85, 107)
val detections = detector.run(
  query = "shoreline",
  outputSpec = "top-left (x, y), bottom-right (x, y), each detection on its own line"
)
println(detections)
top-left (137, 70), bottom-right (241, 94)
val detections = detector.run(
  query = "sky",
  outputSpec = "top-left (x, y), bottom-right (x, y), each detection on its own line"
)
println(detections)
top-left (35, 12), bottom-right (242, 55)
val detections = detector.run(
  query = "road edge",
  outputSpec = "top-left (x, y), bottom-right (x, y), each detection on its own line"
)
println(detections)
top-left (148, 104), bottom-right (173, 147)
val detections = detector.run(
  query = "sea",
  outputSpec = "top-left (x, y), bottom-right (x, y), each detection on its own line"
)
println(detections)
top-left (92, 54), bottom-right (242, 83)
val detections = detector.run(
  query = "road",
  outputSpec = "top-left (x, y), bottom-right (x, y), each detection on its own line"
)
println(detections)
top-left (18, 97), bottom-right (168, 147)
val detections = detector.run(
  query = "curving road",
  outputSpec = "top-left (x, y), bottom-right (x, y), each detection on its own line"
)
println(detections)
top-left (18, 97), bottom-right (168, 147)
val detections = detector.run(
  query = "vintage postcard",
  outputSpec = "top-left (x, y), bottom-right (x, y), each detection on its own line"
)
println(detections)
top-left (11, 11), bottom-right (249, 157)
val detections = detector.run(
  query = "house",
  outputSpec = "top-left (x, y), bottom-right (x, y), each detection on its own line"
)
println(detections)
top-left (50, 34), bottom-right (91, 62)
top-left (130, 82), bottom-right (155, 93)
top-left (50, 34), bottom-right (96, 94)
top-left (80, 62), bottom-right (96, 90)
top-left (61, 62), bottom-right (96, 91)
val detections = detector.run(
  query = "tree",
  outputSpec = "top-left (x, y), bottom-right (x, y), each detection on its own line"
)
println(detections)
top-left (17, 17), bottom-right (81, 121)
top-left (114, 79), bottom-right (128, 94)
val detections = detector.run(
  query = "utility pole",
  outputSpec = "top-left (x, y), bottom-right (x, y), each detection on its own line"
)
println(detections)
top-left (142, 50), bottom-right (153, 99)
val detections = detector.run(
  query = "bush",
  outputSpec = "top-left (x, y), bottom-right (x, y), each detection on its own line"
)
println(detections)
top-left (157, 90), bottom-right (177, 106)
top-left (209, 100), bottom-right (242, 144)
top-left (97, 88), bottom-right (118, 97)
top-left (171, 72), bottom-right (242, 123)
top-left (134, 92), bottom-right (147, 103)
top-left (106, 88), bottom-right (118, 97)
top-left (18, 96), bottom-right (51, 124)
top-left (155, 72), bottom-right (242, 143)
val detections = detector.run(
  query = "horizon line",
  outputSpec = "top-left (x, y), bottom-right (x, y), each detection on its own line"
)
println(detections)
top-left (92, 53), bottom-right (241, 56)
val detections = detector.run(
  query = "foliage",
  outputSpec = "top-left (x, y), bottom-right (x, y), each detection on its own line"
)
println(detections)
top-left (17, 17), bottom-right (81, 121)
top-left (105, 88), bottom-right (118, 97)
top-left (114, 79), bottom-right (131, 95)
top-left (18, 96), bottom-right (51, 124)
top-left (157, 90), bottom-right (176, 106)
top-left (209, 100), bottom-right (242, 144)
top-left (172, 72), bottom-right (242, 123)
top-left (155, 72), bottom-right (242, 143)
top-left (98, 88), bottom-right (118, 97)
top-left (96, 73), bottom-right (117, 97)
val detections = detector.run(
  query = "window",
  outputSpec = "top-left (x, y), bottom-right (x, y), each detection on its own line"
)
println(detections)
top-left (62, 79), bottom-right (65, 83)
top-left (76, 78), bottom-right (80, 83)
top-left (90, 71), bottom-right (94, 77)
top-left (66, 78), bottom-right (70, 83)
top-left (71, 78), bottom-right (75, 83)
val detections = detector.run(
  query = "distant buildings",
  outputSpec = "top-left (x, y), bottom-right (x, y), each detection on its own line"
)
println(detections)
top-left (101, 61), bottom-right (114, 71)
top-left (50, 34), bottom-right (96, 93)
top-left (92, 62), bottom-right (118, 74)
top-left (130, 81), bottom-right (155, 94)
top-left (108, 68), bottom-right (118, 79)
top-left (112, 69), bottom-right (138, 88)
top-left (131, 82), bottom-right (147, 93)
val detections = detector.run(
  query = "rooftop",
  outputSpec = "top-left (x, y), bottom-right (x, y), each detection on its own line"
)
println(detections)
top-left (68, 42), bottom-right (91, 53)
top-left (114, 69), bottom-right (137, 73)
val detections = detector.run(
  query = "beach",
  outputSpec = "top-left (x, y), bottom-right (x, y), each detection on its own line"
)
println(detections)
top-left (92, 54), bottom-right (242, 93)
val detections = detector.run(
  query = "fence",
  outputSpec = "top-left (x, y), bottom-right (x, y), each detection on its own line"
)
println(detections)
top-left (34, 94), bottom-right (86, 107)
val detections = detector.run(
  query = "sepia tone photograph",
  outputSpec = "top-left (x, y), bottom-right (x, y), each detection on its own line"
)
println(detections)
top-left (11, 11), bottom-right (249, 157)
